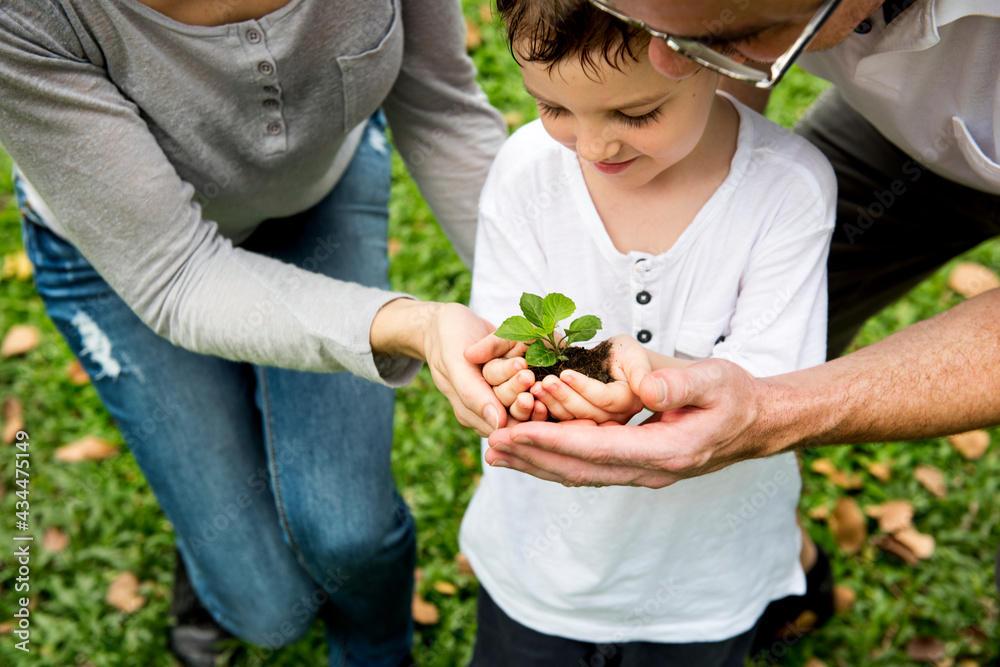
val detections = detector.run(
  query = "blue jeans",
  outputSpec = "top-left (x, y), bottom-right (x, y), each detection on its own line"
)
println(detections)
top-left (16, 113), bottom-right (414, 667)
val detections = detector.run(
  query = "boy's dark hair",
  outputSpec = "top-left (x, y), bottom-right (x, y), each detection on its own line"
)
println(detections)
top-left (495, 0), bottom-right (651, 73)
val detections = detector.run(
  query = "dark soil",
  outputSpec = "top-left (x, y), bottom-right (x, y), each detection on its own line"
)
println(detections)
top-left (530, 339), bottom-right (613, 383)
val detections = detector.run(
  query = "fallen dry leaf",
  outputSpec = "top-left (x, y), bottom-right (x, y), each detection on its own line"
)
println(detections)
top-left (106, 571), bottom-right (146, 613)
top-left (803, 659), bottom-right (828, 667)
top-left (43, 527), bottom-right (70, 553)
top-left (807, 505), bottom-right (829, 521)
top-left (867, 461), bottom-right (892, 482)
top-left (387, 238), bottom-right (402, 258)
top-left (2, 251), bottom-right (32, 281)
top-left (833, 585), bottom-right (856, 613)
top-left (957, 660), bottom-right (981, 667)
top-left (478, 2), bottom-right (493, 22)
top-left (947, 430), bottom-right (990, 460)
top-left (458, 447), bottom-right (476, 469)
top-left (503, 110), bottom-right (525, 130)
top-left (829, 470), bottom-right (864, 490)
top-left (1, 324), bottom-right (41, 358)
top-left (465, 17), bottom-right (483, 51)
top-left (810, 458), bottom-right (836, 476)
top-left (914, 464), bottom-right (947, 498)
top-left (455, 552), bottom-right (475, 577)
top-left (829, 497), bottom-right (867, 555)
top-left (948, 262), bottom-right (1000, 298)
top-left (412, 592), bottom-right (440, 625)
top-left (906, 636), bottom-right (946, 662)
top-left (66, 360), bottom-right (90, 386)
top-left (2, 397), bottom-right (25, 444)
top-left (0, 621), bottom-right (11, 635)
top-left (872, 534), bottom-right (919, 565)
top-left (865, 500), bottom-right (914, 534)
top-left (433, 581), bottom-right (458, 596)
top-left (54, 436), bottom-right (119, 463)
top-left (894, 527), bottom-right (936, 559)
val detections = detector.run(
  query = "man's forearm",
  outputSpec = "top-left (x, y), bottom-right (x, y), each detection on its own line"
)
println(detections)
top-left (757, 288), bottom-right (1000, 452)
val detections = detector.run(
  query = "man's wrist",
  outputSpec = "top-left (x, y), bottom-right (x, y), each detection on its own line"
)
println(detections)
top-left (750, 373), bottom-right (839, 457)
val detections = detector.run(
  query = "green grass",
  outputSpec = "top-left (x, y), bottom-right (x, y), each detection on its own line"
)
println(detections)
top-left (1, 4), bottom-right (998, 666)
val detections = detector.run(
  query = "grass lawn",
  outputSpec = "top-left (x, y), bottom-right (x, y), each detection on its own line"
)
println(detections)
top-left (1, 3), bottom-right (998, 666)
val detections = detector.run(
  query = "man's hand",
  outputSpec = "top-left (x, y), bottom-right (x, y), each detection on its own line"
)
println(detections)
top-left (484, 358), bottom-right (774, 488)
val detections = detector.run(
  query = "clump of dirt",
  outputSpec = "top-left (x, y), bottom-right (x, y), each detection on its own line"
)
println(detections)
top-left (530, 339), bottom-right (613, 384)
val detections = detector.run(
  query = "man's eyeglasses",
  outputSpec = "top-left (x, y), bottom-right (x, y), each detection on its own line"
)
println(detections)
top-left (587, 0), bottom-right (844, 88)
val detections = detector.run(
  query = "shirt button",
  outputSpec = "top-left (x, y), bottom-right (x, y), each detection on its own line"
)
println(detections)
top-left (267, 122), bottom-right (282, 135)
top-left (258, 61), bottom-right (274, 76)
top-left (263, 99), bottom-right (280, 111)
top-left (263, 85), bottom-right (279, 95)
top-left (637, 330), bottom-right (652, 343)
top-left (247, 29), bottom-right (262, 43)
top-left (854, 20), bottom-right (872, 34)
top-left (636, 291), bottom-right (651, 305)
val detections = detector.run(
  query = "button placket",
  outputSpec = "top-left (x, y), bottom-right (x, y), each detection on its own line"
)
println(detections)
top-left (630, 257), bottom-right (659, 347)
top-left (241, 22), bottom-right (286, 151)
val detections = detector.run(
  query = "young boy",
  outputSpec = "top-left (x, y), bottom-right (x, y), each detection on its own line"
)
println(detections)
top-left (459, 1), bottom-right (836, 664)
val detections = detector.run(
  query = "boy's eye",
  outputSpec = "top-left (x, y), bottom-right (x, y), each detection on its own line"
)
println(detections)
top-left (615, 107), bottom-right (662, 129)
top-left (537, 102), bottom-right (565, 118)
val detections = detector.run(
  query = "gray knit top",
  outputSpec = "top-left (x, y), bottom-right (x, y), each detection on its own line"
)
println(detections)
top-left (0, 0), bottom-right (506, 384)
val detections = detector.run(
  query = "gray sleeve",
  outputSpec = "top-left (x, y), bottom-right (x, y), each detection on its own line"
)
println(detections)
top-left (0, 2), bottom-right (419, 385)
top-left (382, 0), bottom-right (508, 268)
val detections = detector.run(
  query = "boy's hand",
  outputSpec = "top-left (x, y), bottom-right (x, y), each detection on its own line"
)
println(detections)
top-left (531, 335), bottom-right (651, 424)
top-left (466, 334), bottom-right (549, 421)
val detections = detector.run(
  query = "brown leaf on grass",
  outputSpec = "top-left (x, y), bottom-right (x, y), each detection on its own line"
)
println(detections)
top-left (833, 585), bottom-right (856, 613)
top-left (947, 430), bottom-right (990, 460)
top-left (867, 461), bottom-right (892, 482)
top-left (478, 2), bottom-right (493, 22)
top-left (947, 262), bottom-right (1000, 298)
top-left (906, 636), bottom-right (946, 662)
top-left (412, 592), bottom-right (440, 625)
top-left (810, 458), bottom-right (836, 476)
top-left (914, 464), bottom-right (947, 498)
top-left (43, 527), bottom-right (70, 553)
top-left (2, 397), bottom-right (25, 444)
top-left (807, 505), bottom-right (829, 521)
top-left (829, 497), bottom-right (867, 555)
top-left (54, 436), bottom-right (119, 462)
top-left (872, 534), bottom-right (919, 565)
top-left (865, 500), bottom-right (914, 533)
top-left (66, 360), bottom-right (90, 385)
top-left (957, 660), bottom-right (981, 667)
top-left (433, 581), bottom-right (458, 596)
top-left (829, 470), bottom-right (864, 489)
top-left (387, 238), bottom-right (402, 258)
top-left (465, 17), bottom-right (483, 51)
top-left (106, 572), bottom-right (146, 613)
top-left (455, 552), bottom-right (475, 577)
top-left (458, 447), bottom-right (476, 469)
top-left (803, 659), bottom-right (828, 667)
top-left (1, 324), bottom-right (41, 358)
top-left (0, 621), bottom-right (11, 635)
top-left (894, 527), bottom-right (936, 559)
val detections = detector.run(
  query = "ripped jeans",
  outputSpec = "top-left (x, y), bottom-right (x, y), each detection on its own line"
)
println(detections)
top-left (15, 112), bottom-right (415, 667)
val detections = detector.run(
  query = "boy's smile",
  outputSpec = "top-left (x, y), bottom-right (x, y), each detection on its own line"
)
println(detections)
top-left (518, 47), bottom-right (724, 191)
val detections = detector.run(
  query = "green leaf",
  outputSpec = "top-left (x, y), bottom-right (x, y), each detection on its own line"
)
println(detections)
top-left (564, 315), bottom-right (602, 344)
top-left (494, 316), bottom-right (541, 342)
top-left (519, 293), bottom-right (545, 327)
top-left (526, 341), bottom-right (558, 367)
top-left (542, 292), bottom-right (575, 325)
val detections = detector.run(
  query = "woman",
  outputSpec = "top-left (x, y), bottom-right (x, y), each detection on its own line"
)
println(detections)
top-left (0, 0), bottom-right (507, 664)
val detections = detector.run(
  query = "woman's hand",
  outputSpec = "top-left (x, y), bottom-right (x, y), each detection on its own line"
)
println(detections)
top-left (370, 299), bottom-right (508, 436)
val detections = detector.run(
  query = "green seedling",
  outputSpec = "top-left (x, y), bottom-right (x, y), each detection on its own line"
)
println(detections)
top-left (494, 292), bottom-right (602, 367)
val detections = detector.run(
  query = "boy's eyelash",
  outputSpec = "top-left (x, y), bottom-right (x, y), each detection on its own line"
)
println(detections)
top-left (537, 102), bottom-right (662, 128)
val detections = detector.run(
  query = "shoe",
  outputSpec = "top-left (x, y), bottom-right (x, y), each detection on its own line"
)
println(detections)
top-left (168, 548), bottom-right (233, 667)
top-left (750, 544), bottom-right (834, 660)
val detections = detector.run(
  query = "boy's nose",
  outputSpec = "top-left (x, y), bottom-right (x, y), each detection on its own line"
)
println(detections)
top-left (576, 129), bottom-right (619, 164)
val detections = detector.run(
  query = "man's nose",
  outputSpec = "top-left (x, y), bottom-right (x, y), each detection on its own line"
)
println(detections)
top-left (647, 39), bottom-right (702, 79)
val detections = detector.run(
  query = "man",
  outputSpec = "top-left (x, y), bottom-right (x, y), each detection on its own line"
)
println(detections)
top-left (468, 0), bottom-right (1000, 648)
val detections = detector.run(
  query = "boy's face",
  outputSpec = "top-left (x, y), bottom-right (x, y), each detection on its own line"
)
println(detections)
top-left (519, 46), bottom-right (719, 190)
